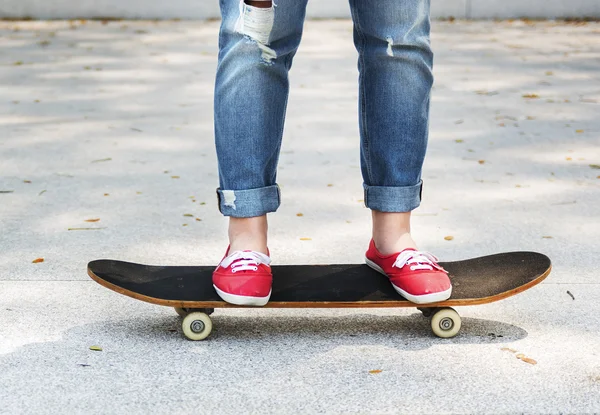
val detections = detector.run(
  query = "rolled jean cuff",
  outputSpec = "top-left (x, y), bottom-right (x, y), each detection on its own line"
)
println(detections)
top-left (216, 184), bottom-right (281, 218)
top-left (363, 180), bottom-right (423, 213)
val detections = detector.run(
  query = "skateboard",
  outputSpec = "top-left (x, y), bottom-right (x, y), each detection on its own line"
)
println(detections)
top-left (87, 251), bottom-right (551, 340)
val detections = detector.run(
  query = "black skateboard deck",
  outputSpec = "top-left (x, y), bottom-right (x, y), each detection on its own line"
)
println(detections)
top-left (88, 251), bottom-right (551, 340)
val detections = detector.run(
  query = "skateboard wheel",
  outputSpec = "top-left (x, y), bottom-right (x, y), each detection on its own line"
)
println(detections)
top-left (430, 308), bottom-right (461, 338)
top-left (182, 312), bottom-right (213, 341)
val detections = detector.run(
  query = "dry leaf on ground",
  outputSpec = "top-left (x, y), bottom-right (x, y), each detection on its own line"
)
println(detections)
top-left (32, 258), bottom-right (44, 264)
top-left (85, 218), bottom-right (100, 222)
top-left (89, 346), bottom-right (103, 351)
top-left (300, 237), bottom-right (312, 241)
top-left (444, 236), bottom-right (454, 241)
top-left (369, 370), bottom-right (383, 374)
top-left (516, 355), bottom-right (537, 365)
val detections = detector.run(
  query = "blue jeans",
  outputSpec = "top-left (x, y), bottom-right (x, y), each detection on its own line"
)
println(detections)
top-left (215, 0), bottom-right (433, 217)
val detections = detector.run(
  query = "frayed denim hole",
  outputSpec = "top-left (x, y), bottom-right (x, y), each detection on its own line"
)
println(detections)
top-left (235, 0), bottom-right (277, 64)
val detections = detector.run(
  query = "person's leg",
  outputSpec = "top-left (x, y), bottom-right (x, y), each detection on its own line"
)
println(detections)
top-left (350, 0), bottom-right (450, 303)
top-left (213, 0), bottom-right (308, 306)
top-left (348, 0), bottom-right (433, 254)
top-left (215, 0), bottom-right (309, 254)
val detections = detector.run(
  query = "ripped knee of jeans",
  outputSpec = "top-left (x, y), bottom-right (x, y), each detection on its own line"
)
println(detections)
top-left (235, 0), bottom-right (277, 63)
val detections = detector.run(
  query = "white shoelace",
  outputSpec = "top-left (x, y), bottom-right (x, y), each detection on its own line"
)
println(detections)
top-left (219, 251), bottom-right (271, 273)
top-left (393, 250), bottom-right (445, 272)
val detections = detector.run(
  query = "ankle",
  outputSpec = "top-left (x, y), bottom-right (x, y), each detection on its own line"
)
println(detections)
top-left (229, 240), bottom-right (268, 256)
top-left (228, 216), bottom-right (269, 256)
top-left (373, 233), bottom-right (418, 256)
top-left (371, 210), bottom-right (417, 255)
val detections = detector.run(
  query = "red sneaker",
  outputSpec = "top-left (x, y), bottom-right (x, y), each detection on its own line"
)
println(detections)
top-left (213, 248), bottom-right (272, 306)
top-left (365, 240), bottom-right (452, 304)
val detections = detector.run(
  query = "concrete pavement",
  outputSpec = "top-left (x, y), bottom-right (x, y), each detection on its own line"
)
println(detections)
top-left (1, 19), bottom-right (599, 414)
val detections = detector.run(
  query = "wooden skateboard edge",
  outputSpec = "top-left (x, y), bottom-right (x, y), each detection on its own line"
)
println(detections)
top-left (87, 263), bottom-right (552, 309)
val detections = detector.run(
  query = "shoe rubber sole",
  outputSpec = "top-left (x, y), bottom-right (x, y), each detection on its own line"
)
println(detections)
top-left (365, 258), bottom-right (452, 305)
top-left (214, 285), bottom-right (271, 306)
